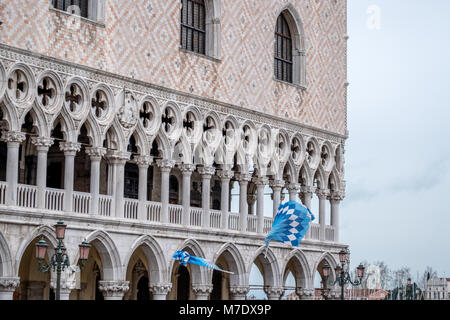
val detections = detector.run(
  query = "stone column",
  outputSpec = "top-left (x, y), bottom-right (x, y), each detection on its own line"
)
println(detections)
top-left (59, 142), bottom-right (81, 212)
top-left (296, 288), bottom-right (315, 300)
top-left (31, 137), bottom-right (54, 209)
top-left (0, 277), bottom-right (20, 300)
top-left (247, 193), bottom-right (256, 215)
top-left (198, 166), bottom-right (215, 228)
top-left (299, 186), bottom-right (314, 239)
top-left (329, 192), bottom-right (344, 243)
top-left (50, 278), bottom-right (75, 300)
top-left (136, 156), bottom-right (152, 221)
top-left (1, 131), bottom-right (26, 206)
top-left (85, 147), bottom-right (106, 215)
top-left (316, 189), bottom-right (329, 241)
top-left (193, 284), bottom-right (213, 300)
top-left (287, 183), bottom-right (300, 202)
top-left (157, 159), bottom-right (175, 224)
top-left (150, 283), bottom-right (172, 300)
top-left (270, 180), bottom-right (284, 217)
top-left (98, 280), bottom-right (130, 300)
top-left (264, 286), bottom-right (284, 300)
top-left (229, 285), bottom-right (250, 300)
top-left (216, 169), bottom-right (234, 229)
top-left (180, 164), bottom-right (196, 226)
top-left (254, 177), bottom-right (268, 234)
top-left (107, 152), bottom-right (131, 218)
top-left (236, 174), bottom-right (251, 232)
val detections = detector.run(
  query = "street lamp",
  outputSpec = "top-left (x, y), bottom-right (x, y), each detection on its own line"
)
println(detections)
top-left (322, 249), bottom-right (365, 300)
top-left (35, 220), bottom-right (91, 300)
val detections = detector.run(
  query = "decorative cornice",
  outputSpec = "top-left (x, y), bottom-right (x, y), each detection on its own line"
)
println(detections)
top-left (0, 44), bottom-right (348, 144)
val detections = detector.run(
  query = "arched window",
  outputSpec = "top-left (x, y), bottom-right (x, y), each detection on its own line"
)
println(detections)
top-left (275, 14), bottom-right (293, 83)
top-left (181, 0), bottom-right (206, 55)
top-left (52, 0), bottom-right (89, 19)
top-left (274, 7), bottom-right (307, 88)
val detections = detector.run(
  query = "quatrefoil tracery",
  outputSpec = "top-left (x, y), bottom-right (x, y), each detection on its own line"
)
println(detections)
top-left (8, 70), bottom-right (28, 101)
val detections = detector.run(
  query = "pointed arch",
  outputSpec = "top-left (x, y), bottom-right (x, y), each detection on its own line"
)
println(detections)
top-left (15, 225), bottom-right (58, 276)
top-left (210, 243), bottom-right (246, 287)
top-left (123, 235), bottom-right (168, 285)
top-left (313, 251), bottom-right (338, 284)
top-left (0, 230), bottom-right (14, 277)
top-left (281, 249), bottom-right (312, 289)
top-left (247, 246), bottom-right (281, 287)
top-left (169, 238), bottom-right (207, 285)
top-left (73, 230), bottom-right (122, 281)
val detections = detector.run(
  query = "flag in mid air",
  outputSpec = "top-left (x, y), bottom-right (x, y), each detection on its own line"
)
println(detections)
top-left (265, 201), bottom-right (315, 254)
top-left (172, 250), bottom-right (233, 274)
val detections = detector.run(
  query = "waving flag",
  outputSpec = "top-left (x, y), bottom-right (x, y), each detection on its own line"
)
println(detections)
top-left (172, 250), bottom-right (234, 274)
top-left (265, 201), bottom-right (315, 255)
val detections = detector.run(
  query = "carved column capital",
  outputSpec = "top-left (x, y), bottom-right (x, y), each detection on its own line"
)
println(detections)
top-left (98, 280), bottom-right (130, 299)
top-left (192, 284), bottom-right (213, 297)
top-left (85, 147), bottom-right (107, 161)
top-left (229, 285), bottom-right (250, 296)
top-left (0, 277), bottom-right (20, 292)
top-left (252, 176), bottom-right (269, 186)
top-left (149, 283), bottom-right (172, 296)
top-left (235, 173), bottom-right (252, 184)
top-left (264, 286), bottom-right (284, 300)
top-left (1, 131), bottom-right (26, 144)
top-left (59, 142), bottom-right (81, 155)
top-left (316, 189), bottom-right (330, 200)
top-left (31, 136), bottom-right (54, 151)
top-left (287, 183), bottom-right (301, 192)
top-left (136, 155), bottom-right (153, 168)
top-left (216, 169), bottom-right (234, 180)
top-left (329, 191), bottom-right (345, 202)
top-left (107, 151), bottom-right (132, 164)
top-left (156, 159), bottom-right (175, 172)
top-left (197, 165), bottom-right (215, 178)
top-left (300, 186), bottom-right (314, 195)
top-left (270, 180), bottom-right (285, 190)
top-left (296, 288), bottom-right (315, 300)
top-left (179, 163), bottom-right (196, 175)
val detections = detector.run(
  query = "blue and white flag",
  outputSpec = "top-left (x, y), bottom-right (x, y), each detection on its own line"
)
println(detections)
top-left (172, 250), bottom-right (234, 274)
top-left (265, 201), bottom-right (315, 254)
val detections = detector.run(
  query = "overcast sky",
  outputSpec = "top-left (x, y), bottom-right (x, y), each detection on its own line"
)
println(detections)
top-left (342, 0), bottom-right (450, 279)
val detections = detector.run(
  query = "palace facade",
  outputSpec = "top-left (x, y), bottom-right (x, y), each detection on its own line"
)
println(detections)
top-left (0, 0), bottom-right (348, 300)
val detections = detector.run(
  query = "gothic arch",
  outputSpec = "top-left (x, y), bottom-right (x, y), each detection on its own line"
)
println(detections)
top-left (123, 235), bottom-right (168, 285)
top-left (210, 243), bottom-right (246, 287)
top-left (312, 251), bottom-right (338, 283)
top-left (247, 246), bottom-right (281, 288)
top-left (281, 249), bottom-right (312, 289)
top-left (0, 230), bottom-right (14, 277)
top-left (73, 230), bottom-right (122, 281)
top-left (15, 225), bottom-right (58, 276)
top-left (170, 238), bottom-right (207, 285)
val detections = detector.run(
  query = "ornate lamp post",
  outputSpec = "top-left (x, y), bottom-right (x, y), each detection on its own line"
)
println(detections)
top-left (322, 249), bottom-right (365, 300)
top-left (35, 220), bottom-right (91, 300)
